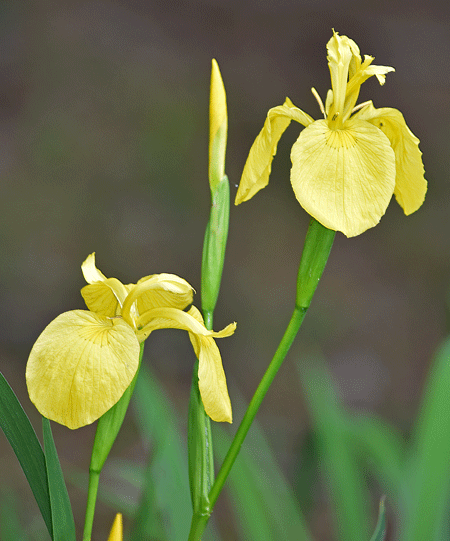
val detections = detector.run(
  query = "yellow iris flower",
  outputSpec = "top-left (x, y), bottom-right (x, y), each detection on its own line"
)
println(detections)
top-left (26, 253), bottom-right (235, 429)
top-left (236, 31), bottom-right (427, 237)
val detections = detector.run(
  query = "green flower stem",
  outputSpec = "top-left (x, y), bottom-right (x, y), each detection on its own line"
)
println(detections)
top-left (82, 342), bottom-right (145, 541)
top-left (188, 218), bottom-right (335, 541)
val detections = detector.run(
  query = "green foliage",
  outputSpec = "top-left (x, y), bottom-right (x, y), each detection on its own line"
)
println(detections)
top-left (299, 360), bottom-right (371, 541)
top-left (0, 372), bottom-right (52, 538)
top-left (400, 336), bottom-right (450, 541)
top-left (42, 418), bottom-right (76, 541)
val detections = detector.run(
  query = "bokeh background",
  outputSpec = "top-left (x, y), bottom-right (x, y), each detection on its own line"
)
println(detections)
top-left (1, 1), bottom-right (449, 539)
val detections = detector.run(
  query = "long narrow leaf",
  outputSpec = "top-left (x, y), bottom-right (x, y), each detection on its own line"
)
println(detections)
top-left (131, 365), bottom-right (192, 541)
top-left (369, 497), bottom-right (387, 541)
top-left (214, 419), bottom-right (313, 541)
top-left (299, 360), bottom-right (371, 541)
top-left (400, 337), bottom-right (450, 541)
top-left (343, 413), bottom-right (405, 500)
top-left (42, 418), bottom-right (76, 541)
top-left (0, 372), bottom-right (52, 537)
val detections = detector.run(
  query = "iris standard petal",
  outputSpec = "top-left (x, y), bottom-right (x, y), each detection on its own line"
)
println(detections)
top-left (81, 252), bottom-right (108, 284)
top-left (290, 118), bottom-right (396, 237)
top-left (235, 98), bottom-right (314, 204)
top-left (81, 278), bottom-right (130, 317)
top-left (26, 310), bottom-right (140, 429)
top-left (134, 274), bottom-right (194, 313)
top-left (354, 103), bottom-right (427, 215)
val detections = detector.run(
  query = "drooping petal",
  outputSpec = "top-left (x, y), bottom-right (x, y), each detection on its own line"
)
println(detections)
top-left (136, 306), bottom-right (236, 341)
top-left (107, 514), bottom-right (123, 541)
top-left (26, 310), bottom-right (140, 429)
top-left (191, 332), bottom-right (232, 423)
top-left (137, 305), bottom-right (234, 422)
top-left (235, 98), bottom-right (314, 204)
top-left (290, 118), bottom-right (396, 237)
top-left (81, 253), bottom-right (130, 315)
top-left (354, 102), bottom-right (427, 215)
top-left (186, 306), bottom-right (232, 423)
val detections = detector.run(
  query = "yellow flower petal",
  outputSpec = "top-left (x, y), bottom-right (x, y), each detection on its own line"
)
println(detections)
top-left (81, 252), bottom-right (108, 283)
top-left (107, 513), bottom-right (123, 541)
top-left (187, 306), bottom-right (232, 423)
top-left (137, 305), bottom-right (234, 422)
top-left (26, 310), bottom-right (140, 429)
top-left (81, 253), bottom-right (130, 314)
top-left (290, 118), bottom-right (396, 237)
top-left (132, 274), bottom-right (193, 314)
top-left (354, 102), bottom-right (427, 215)
top-left (235, 98), bottom-right (314, 204)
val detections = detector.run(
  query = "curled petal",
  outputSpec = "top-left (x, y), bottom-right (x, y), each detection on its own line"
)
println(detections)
top-left (137, 305), bottom-right (234, 422)
top-left (26, 310), bottom-right (140, 429)
top-left (81, 253), bottom-right (130, 314)
top-left (137, 306), bottom-right (236, 341)
top-left (290, 118), bottom-right (396, 237)
top-left (131, 274), bottom-right (193, 316)
top-left (235, 98), bottom-right (314, 204)
top-left (354, 102), bottom-right (427, 215)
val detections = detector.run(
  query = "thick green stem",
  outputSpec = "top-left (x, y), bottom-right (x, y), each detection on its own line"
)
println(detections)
top-left (82, 342), bottom-right (145, 540)
top-left (188, 218), bottom-right (335, 541)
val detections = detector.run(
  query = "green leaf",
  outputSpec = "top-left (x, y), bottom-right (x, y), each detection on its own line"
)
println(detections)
top-left (0, 488), bottom-right (29, 541)
top-left (342, 413), bottom-right (405, 500)
top-left (0, 372), bottom-right (52, 538)
top-left (42, 418), bottom-right (76, 541)
top-left (299, 360), bottom-right (371, 541)
top-left (400, 336), bottom-right (450, 541)
top-left (369, 497), bottom-right (387, 541)
top-left (214, 414), bottom-right (313, 541)
top-left (131, 365), bottom-right (191, 541)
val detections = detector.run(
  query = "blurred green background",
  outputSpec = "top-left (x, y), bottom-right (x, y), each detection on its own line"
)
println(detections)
top-left (1, 1), bottom-right (449, 539)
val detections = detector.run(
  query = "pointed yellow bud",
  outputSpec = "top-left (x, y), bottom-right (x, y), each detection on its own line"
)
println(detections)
top-left (107, 513), bottom-right (123, 541)
top-left (209, 59), bottom-right (227, 191)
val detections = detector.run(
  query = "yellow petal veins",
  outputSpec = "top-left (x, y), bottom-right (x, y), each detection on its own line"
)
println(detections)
top-left (290, 118), bottom-right (396, 237)
top-left (26, 310), bottom-right (140, 429)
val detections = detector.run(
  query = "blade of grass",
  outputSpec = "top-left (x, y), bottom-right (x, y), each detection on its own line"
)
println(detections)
top-left (214, 416), bottom-right (313, 541)
top-left (42, 418), bottom-right (76, 541)
top-left (400, 336), bottom-right (450, 541)
top-left (369, 497), bottom-right (386, 541)
top-left (131, 365), bottom-right (192, 541)
top-left (0, 372), bottom-right (52, 538)
top-left (342, 413), bottom-right (405, 501)
top-left (299, 359), bottom-right (371, 541)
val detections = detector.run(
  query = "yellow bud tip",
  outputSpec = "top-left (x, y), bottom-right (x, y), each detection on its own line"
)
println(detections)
top-left (107, 513), bottom-right (123, 541)
top-left (210, 59), bottom-right (227, 142)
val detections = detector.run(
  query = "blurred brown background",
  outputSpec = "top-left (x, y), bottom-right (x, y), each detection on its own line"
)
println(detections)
top-left (1, 0), bottom-right (449, 539)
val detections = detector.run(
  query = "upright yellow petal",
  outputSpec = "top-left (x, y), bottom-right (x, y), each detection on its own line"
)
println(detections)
top-left (290, 118), bottom-right (396, 237)
top-left (235, 98), bottom-right (314, 204)
top-left (26, 311), bottom-right (140, 429)
top-left (107, 513), bottom-right (123, 541)
top-left (133, 274), bottom-right (194, 314)
top-left (81, 253), bottom-right (130, 314)
top-left (354, 103), bottom-right (427, 215)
